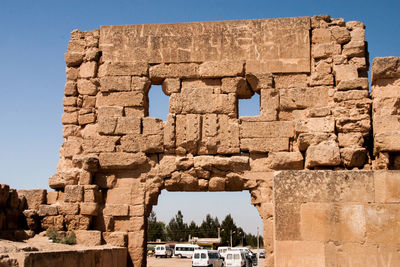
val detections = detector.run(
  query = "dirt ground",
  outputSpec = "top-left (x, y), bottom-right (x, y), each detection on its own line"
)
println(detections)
top-left (147, 256), bottom-right (265, 267)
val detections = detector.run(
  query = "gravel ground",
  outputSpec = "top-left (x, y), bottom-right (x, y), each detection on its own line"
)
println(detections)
top-left (147, 256), bottom-right (265, 267)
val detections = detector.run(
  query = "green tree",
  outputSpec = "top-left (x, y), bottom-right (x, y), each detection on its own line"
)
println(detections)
top-left (166, 210), bottom-right (188, 241)
top-left (147, 211), bottom-right (166, 241)
top-left (220, 214), bottom-right (239, 246)
top-left (199, 214), bottom-right (220, 238)
top-left (187, 220), bottom-right (199, 239)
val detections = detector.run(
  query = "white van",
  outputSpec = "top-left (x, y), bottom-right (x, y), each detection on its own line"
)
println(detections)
top-left (155, 244), bottom-right (173, 258)
top-left (224, 250), bottom-right (251, 267)
top-left (192, 249), bottom-right (224, 267)
top-left (174, 244), bottom-right (200, 258)
top-left (217, 246), bottom-right (230, 260)
top-left (229, 248), bottom-right (257, 266)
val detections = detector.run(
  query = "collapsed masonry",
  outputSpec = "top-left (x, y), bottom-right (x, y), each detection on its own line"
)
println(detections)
top-left (4, 15), bottom-right (400, 267)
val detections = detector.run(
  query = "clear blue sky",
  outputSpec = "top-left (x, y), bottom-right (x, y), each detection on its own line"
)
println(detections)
top-left (1, 0), bottom-right (399, 235)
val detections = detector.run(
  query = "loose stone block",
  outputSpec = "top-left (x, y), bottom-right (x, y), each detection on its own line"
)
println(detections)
top-left (333, 64), bottom-right (359, 83)
top-left (18, 189), bottom-right (47, 210)
top-left (266, 152), bottom-right (304, 170)
top-left (162, 78), bottom-right (180, 95)
top-left (305, 141), bottom-right (341, 168)
top-left (342, 41), bottom-right (365, 57)
top-left (79, 61), bottom-right (98, 78)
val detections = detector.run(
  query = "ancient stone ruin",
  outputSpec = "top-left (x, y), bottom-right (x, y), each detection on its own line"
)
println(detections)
top-left (2, 15), bottom-right (400, 267)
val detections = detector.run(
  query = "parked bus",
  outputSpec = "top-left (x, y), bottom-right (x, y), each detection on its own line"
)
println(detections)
top-left (174, 244), bottom-right (201, 258)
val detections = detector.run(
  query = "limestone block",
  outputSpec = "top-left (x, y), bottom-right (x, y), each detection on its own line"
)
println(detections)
top-left (346, 21), bottom-right (365, 30)
top-left (141, 134), bottom-right (164, 153)
top-left (349, 56), bottom-right (368, 70)
top-left (63, 96), bottom-right (77, 107)
top-left (64, 81), bottom-right (77, 96)
top-left (279, 87), bottom-right (329, 110)
top-left (142, 117), bottom-right (163, 136)
top-left (299, 203), bottom-right (331, 241)
top-left (181, 79), bottom-right (221, 90)
top-left (48, 171), bottom-right (79, 189)
top-left (333, 64), bottom-right (359, 83)
top-left (335, 114), bottom-right (371, 134)
top-left (208, 177), bottom-right (225, 191)
top-left (337, 132), bottom-right (363, 147)
top-left (193, 155), bottom-right (249, 171)
top-left (80, 203), bottom-right (99, 216)
top-left (275, 203), bottom-right (301, 240)
top-left (62, 111), bottom-right (78, 125)
top-left (79, 61), bottom-right (98, 78)
top-left (340, 147), bottom-right (367, 168)
top-left (41, 215), bottom-right (64, 230)
top-left (162, 78), bottom-right (180, 95)
top-left (274, 74), bottom-right (308, 89)
top-left (305, 141), bottom-right (341, 168)
top-left (84, 185), bottom-right (101, 202)
top-left (199, 61), bottom-right (244, 78)
top-left (97, 106), bottom-right (124, 120)
top-left (217, 115), bottom-right (240, 154)
top-left (240, 137), bottom-right (289, 153)
top-left (342, 41), bottom-right (365, 57)
top-left (106, 187), bottom-right (132, 205)
top-left (78, 170), bottom-right (92, 185)
top-left (115, 117), bottom-right (141, 135)
top-left (295, 117), bottom-right (335, 133)
top-left (64, 52), bottom-right (84, 67)
top-left (46, 191), bottom-right (59, 205)
top-left (221, 77), bottom-right (253, 98)
top-left (260, 89), bottom-right (279, 120)
top-left (38, 204), bottom-right (59, 216)
top-left (99, 76), bottom-right (131, 92)
top-left (65, 215), bottom-right (91, 230)
top-left (103, 232), bottom-right (128, 247)
top-left (77, 79), bottom-right (98, 95)
top-left (373, 115), bottom-right (400, 134)
top-left (245, 73), bottom-right (273, 92)
top-left (119, 134), bottom-right (141, 153)
top-left (266, 152), bottom-right (304, 170)
top-left (74, 230), bottom-right (102, 246)
top-left (67, 38), bottom-right (85, 52)
top-left (62, 125), bottom-right (80, 138)
top-left (309, 73), bottom-right (334, 86)
top-left (240, 120), bottom-right (295, 138)
top-left (199, 113), bottom-right (218, 154)
top-left (82, 136), bottom-right (119, 153)
top-left (149, 63), bottom-right (199, 83)
top-left (375, 171), bottom-right (400, 203)
top-left (78, 113), bottom-right (96, 125)
top-left (336, 78), bottom-right (369, 90)
top-left (96, 91), bottom-right (144, 107)
top-left (57, 203), bottom-right (79, 215)
top-left (311, 28), bottom-right (332, 44)
top-left (99, 152), bottom-right (147, 169)
top-left (375, 131), bottom-right (400, 152)
top-left (366, 204), bottom-right (400, 243)
top-left (103, 204), bottom-right (130, 216)
top-left (64, 185), bottom-right (84, 203)
top-left (333, 55), bottom-right (348, 65)
top-left (98, 61), bottom-right (148, 77)
top-left (334, 90), bottom-right (368, 102)
top-left (66, 67), bottom-right (79, 81)
top-left (175, 114), bottom-right (201, 154)
top-left (84, 47), bottom-right (100, 61)
top-left (312, 42), bottom-right (341, 59)
top-left (330, 26), bottom-right (351, 44)
top-left (274, 170), bottom-right (374, 203)
top-left (131, 76), bottom-right (151, 92)
top-left (82, 96), bottom-right (96, 108)
top-left (61, 138), bottom-right (82, 158)
top-left (371, 57), bottom-right (400, 82)
top-left (307, 107), bottom-right (331, 118)
top-left (18, 189), bottom-right (46, 210)
top-left (372, 97), bottom-right (400, 117)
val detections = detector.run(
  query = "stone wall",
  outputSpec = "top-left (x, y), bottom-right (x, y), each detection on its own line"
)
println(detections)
top-left (16, 15), bottom-right (400, 267)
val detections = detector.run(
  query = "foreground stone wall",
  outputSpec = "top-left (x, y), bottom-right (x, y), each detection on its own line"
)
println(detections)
top-left (10, 15), bottom-right (397, 267)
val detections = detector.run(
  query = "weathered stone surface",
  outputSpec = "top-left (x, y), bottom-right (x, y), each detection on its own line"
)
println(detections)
top-left (99, 152), bottom-right (147, 169)
top-left (305, 141), bottom-right (341, 168)
top-left (279, 87), bottom-right (329, 110)
top-left (240, 120), bottom-right (295, 138)
top-left (74, 230), bottom-right (102, 246)
top-left (100, 17), bottom-right (311, 73)
top-left (98, 61), bottom-right (148, 77)
top-left (374, 171), bottom-right (400, 203)
top-left (199, 61), bottom-right (243, 77)
top-left (340, 147), bottom-right (367, 168)
top-left (103, 231), bottom-right (128, 247)
top-left (372, 57), bottom-right (400, 82)
top-left (58, 203), bottom-right (79, 215)
top-left (17, 189), bottom-right (46, 210)
top-left (64, 185), bottom-right (84, 203)
top-left (266, 152), bottom-right (304, 170)
top-left (96, 91), bottom-right (144, 107)
top-left (295, 118), bottom-right (335, 133)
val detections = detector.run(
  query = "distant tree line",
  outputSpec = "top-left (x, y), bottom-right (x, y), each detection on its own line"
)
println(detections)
top-left (147, 210), bottom-right (263, 248)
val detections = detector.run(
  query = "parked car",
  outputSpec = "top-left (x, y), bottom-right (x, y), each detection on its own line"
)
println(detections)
top-left (224, 250), bottom-right (252, 267)
top-left (155, 244), bottom-right (173, 258)
top-left (174, 244), bottom-right (200, 258)
top-left (192, 249), bottom-right (224, 267)
top-left (259, 249), bottom-right (265, 258)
